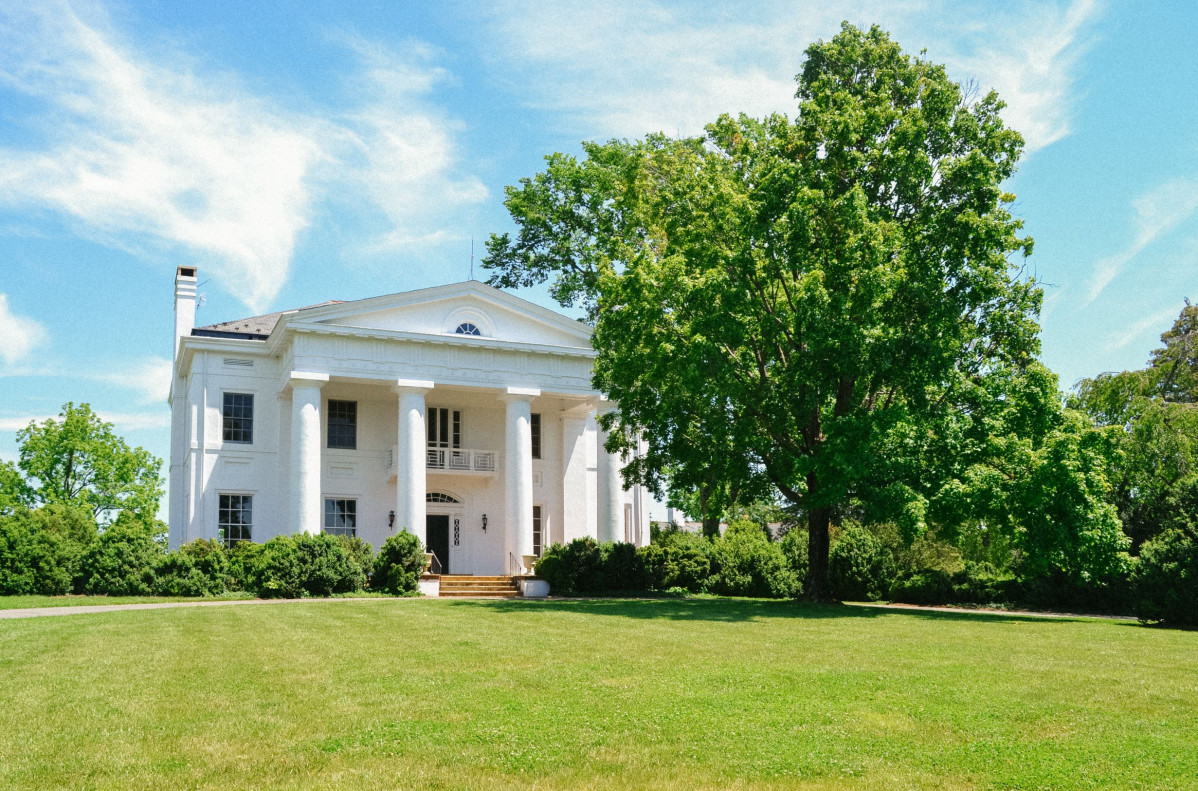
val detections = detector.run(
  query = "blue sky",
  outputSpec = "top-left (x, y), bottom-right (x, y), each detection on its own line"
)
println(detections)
top-left (1, 0), bottom-right (1197, 501)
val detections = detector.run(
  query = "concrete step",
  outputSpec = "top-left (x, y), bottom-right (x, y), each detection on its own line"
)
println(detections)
top-left (439, 590), bottom-right (521, 598)
top-left (439, 576), bottom-right (512, 582)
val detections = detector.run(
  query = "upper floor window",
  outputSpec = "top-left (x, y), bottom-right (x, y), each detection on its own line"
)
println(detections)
top-left (327, 400), bottom-right (357, 449)
top-left (222, 393), bottom-right (254, 444)
top-left (428, 408), bottom-right (461, 449)
top-left (218, 494), bottom-right (252, 547)
top-left (324, 498), bottom-right (356, 538)
top-left (454, 322), bottom-right (481, 336)
top-left (531, 413), bottom-right (542, 459)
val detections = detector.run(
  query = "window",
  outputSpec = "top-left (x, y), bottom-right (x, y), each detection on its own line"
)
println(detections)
top-left (426, 492), bottom-right (460, 503)
top-left (427, 408), bottom-right (461, 448)
top-left (327, 400), bottom-right (357, 449)
top-left (222, 393), bottom-right (254, 443)
top-left (531, 413), bottom-right (542, 460)
top-left (454, 322), bottom-right (481, 336)
top-left (532, 505), bottom-right (543, 557)
top-left (218, 494), bottom-right (252, 547)
top-left (624, 503), bottom-right (633, 543)
top-left (324, 498), bottom-right (356, 537)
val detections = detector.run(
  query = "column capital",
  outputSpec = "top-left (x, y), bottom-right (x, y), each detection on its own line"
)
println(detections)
top-left (595, 398), bottom-right (618, 415)
top-left (392, 378), bottom-right (435, 395)
top-left (499, 385), bottom-right (540, 405)
top-left (289, 371), bottom-right (329, 389)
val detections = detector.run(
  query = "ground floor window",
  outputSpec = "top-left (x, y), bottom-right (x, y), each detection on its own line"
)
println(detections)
top-left (218, 494), bottom-right (252, 547)
top-left (532, 504), bottom-right (543, 557)
top-left (324, 498), bottom-right (357, 537)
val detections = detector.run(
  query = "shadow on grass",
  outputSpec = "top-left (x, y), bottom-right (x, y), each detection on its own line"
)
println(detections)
top-left (437, 596), bottom-right (1103, 626)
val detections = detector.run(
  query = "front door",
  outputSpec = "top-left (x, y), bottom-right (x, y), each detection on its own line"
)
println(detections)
top-left (426, 514), bottom-right (450, 574)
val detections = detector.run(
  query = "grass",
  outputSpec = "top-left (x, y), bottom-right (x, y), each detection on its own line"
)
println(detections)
top-left (0, 598), bottom-right (1195, 790)
top-left (0, 592), bottom-right (257, 609)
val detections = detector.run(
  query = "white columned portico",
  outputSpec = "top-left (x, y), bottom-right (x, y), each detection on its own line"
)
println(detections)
top-left (596, 400), bottom-right (623, 543)
top-left (502, 386), bottom-right (540, 573)
top-left (394, 379), bottom-right (434, 545)
top-left (290, 372), bottom-right (329, 535)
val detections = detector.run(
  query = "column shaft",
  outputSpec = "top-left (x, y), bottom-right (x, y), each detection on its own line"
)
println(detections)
top-left (596, 406), bottom-right (623, 543)
top-left (503, 388), bottom-right (538, 572)
top-left (290, 375), bottom-right (327, 535)
top-left (394, 380), bottom-right (433, 545)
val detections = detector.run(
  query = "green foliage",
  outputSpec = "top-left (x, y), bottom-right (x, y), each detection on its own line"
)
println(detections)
top-left (225, 540), bottom-right (263, 591)
top-left (153, 539), bottom-right (232, 597)
top-left (14, 403), bottom-right (163, 523)
top-left (0, 461), bottom-right (31, 515)
top-left (779, 529), bottom-right (809, 590)
top-left (829, 524), bottom-right (896, 602)
top-left (78, 519), bottom-right (163, 596)
top-left (639, 543), bottom-right (711, 592)
top-left (371, 532), bottom-right (426, 596)
top-left (534, 538), bottom-right (610, 595)
top-left (1132, 529), bottom-right (1198, 625)
top-left (707, 520), bottom-right (800, 598)
top-left (888, 570), bottom-right (954, 605)
top-left (251, 534), bottom-right (365, 599)
top-left (0, 510), bottom-right (75, 595)
top-left (338, 536), bottom-right (375, 584)
top-left (487, 23), bottom-right (1040, 601)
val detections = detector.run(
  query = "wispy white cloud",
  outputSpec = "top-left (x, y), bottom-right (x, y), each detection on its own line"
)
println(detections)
top-left (1085, 177), bottom-right (1198, 306)
top-left (0, 409), bottom-right (168, 433)
top-left (90, 355), bottom-right (173, 404)
top-left (0, 293), bottom-right (48, 366)
top-left (1107, 304), bottom-right (1184, 351)
top-left (331, 35), bottom-right (488, 254)
top-left (0, 4), bottom-right (486, 311)
top-left (483, 0), bottom-right (1096, 152)
top-left (949, 0), bottom-right (1099, 153)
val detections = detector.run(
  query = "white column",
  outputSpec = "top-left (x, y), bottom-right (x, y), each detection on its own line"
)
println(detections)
top-left (502, 387), bottom-right (539, 573)
top-left (596, 400), bottom-right (623, 543)
top-left (560, 404), bottom-right (592, 543)
top-left (290, 372), bottom-right (328, 535)
top-left (394, 379), bottom-right (434, 545)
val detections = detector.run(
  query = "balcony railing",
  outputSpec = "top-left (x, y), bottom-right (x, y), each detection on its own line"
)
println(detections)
top-left (385, 446), bottom-right (497, 475)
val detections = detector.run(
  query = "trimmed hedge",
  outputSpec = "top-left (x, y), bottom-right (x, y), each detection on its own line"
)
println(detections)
top-left (251, 533), bottom-right (366, 598)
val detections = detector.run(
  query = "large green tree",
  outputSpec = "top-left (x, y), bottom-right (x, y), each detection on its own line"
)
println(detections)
top-left (1072, 303), bottom-right (1198, 549)
top-left (486, 23), bottom-right (1046, 599)
top-left (11, 402), bottom-right (163, 523)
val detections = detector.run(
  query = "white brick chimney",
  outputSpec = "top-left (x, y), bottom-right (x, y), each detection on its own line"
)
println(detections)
top-left (173, 266), bottom-right (197, 364)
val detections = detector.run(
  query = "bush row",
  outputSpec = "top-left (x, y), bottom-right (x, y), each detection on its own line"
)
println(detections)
top-left (0, 506), bottom-right (429, 598)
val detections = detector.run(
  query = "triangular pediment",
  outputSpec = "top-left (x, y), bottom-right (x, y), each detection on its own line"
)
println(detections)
top-left (281, 281), bottom-right (592, 349)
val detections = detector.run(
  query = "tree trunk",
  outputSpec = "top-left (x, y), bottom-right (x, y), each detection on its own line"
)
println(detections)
top-left (805, 472), bottom-right (833, 602)
top-left (701, 514), bottom-right (721, 538)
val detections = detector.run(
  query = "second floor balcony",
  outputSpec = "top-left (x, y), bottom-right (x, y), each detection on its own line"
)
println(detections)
top-left (386, 445), bottom-right (498, 478)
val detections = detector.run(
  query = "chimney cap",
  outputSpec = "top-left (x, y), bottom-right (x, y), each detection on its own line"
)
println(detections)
top-left (176, 266), bottom-right (197, 278)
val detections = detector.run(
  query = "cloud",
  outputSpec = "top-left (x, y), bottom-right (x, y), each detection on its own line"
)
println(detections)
top-left (331, 35), bottom-right (488, 254)
top-left (0, 4), bottom-right (485, 312)
top-left (1107, 304), bottom-right (1184, 351)
top-left (1085, 177), bottom-right (1198, 305)
top-left (0, 293), bottom-right (48, 365)
top-left (948, 0), bottom-right (1099, 153)
top-left (91, 355), bottom-right (173, 404)
top-left (0, 409), bottom-right (169, 432)
top-left (483, 0), bottom-right (1096, 151)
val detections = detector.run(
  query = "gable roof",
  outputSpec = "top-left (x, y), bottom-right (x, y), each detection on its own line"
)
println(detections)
top-left (193, 301), bottom-right (344, 340)
top-left (192, 281), bottom-right (592, 346)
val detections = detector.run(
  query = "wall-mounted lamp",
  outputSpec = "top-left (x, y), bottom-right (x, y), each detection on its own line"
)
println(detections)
top-left (388, 510), bottom-right (395, 529)
top-left (481, 513), bottom-right (488, 532)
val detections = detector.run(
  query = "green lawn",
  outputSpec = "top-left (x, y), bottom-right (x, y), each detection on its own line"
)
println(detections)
top-left (0, 592), bottom-right (256, 609)
top-left (1, 599), bottom-right (1194, 790)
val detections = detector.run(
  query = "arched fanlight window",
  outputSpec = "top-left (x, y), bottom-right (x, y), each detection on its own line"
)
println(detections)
top-left (426, 492), bottom-right (461, 504)
top-left (454, 322), bottom-right (481, 336)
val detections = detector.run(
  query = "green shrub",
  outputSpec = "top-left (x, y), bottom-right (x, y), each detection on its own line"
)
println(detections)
top-left (152, 539), bottom-right (231, 597)
top-left (226, 540), bottom-right (263, 591)
top-left (779, 529), bottom-right (809, 591)
top-left (0, 510), bottom-right (75, 595)
top-left (78, 521), bottom-right (163, 596)
top-left (252, 533), bottom-right (365, 598)
top-left (829, 524), bottom-right (896, 602)
top-left (707, 521), bottom-right (799, 598)
top-left (951, 561), bottom-right (1019, 604)
top-left (372, 532), bottom-right (426, 596)
top-left (533, 538), bottom-right (647, 595)
top-left (600, 541), bottom-right (646, 591)
top-left (1132, 529), bottom-right (1198, 626)
top-left (339, 536), bottom-right (375, 584)
top-left (639, 543), bottom-right (711, 592)
top-left (889, 569), bottom-right (953, 604)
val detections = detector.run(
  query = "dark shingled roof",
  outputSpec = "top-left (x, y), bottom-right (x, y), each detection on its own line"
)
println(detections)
top-left (192, 300), bottom-right (344, 340)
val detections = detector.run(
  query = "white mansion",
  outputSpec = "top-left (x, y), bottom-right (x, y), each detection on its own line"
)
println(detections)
top-left (168, 267), bottom-right (649, 576)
